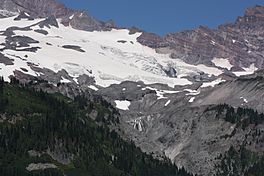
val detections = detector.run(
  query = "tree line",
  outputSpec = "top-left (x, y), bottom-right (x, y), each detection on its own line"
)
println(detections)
top-left (0, 78), bottom-right (192, 176)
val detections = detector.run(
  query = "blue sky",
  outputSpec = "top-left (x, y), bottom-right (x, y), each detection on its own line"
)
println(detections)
top-left (59, 0), bottom-right (263, 35)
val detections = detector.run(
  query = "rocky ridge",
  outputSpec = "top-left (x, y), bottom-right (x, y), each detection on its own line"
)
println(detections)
top-left (0, 0), bottom-right (115, 31)
top-left (137, 5), bottom-right (264, 72)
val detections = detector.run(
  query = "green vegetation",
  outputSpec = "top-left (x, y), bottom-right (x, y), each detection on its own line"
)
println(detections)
top-left (245, 156), bottom-right (264, 176)
top-left (216, 146), bottom-right (264, 176)
top-left (206, 104), bottom-right (264, 129)
top-left (210, 104), bottom-right (264, 176)
top-left (0, 78), bottom-right (192, 176)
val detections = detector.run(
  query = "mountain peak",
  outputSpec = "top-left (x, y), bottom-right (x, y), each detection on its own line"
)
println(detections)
top-left (0, 0), bottom-right (115, 31)
top-left (235, 5), bottom-right (264, 25)
top-left (245, 5), bottom-right (264, 17)
top-left (0, 0), bottom-right (71, 18)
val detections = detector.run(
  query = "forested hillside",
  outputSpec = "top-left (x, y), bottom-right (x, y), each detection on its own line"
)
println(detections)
top-left (0, 78), bottom-right (192, 176)
top-left (207, 104), bottom-right (264, 176)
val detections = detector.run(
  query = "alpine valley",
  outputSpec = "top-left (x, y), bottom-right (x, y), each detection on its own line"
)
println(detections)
top-left (0, 0), bottom-right (264, 176)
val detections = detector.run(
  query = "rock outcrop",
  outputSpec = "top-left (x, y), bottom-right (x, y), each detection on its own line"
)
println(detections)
top-left (137, 5), bottom-right (264, 71)
top-left (0, 0), bottom-right (115, 31)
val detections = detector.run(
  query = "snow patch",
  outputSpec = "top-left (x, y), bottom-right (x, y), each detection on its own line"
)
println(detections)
top-left (60, 77), bottom-right (71, 83)
top-left (233, 64), bottom-right (258, 76)
top-left (211, 40), bottom-right (216, 45)
top-left (69, 14), bottom-right (74, 20)
top-left (212, 58), bottom-right (233, 70)
top-left (24, 12), bottom-right (30, 17)
top-left (184, 89), bottom-right (200, 96)
top-left (163, 90), bottom-right (180, 94)
top-left (88, 85), bottom-right (98, 91)
top-left (73, 77), bottom-right (79, 84)
top-left (195, 64), bottom-right (222, 76)
top-left (143, 86), bottom-right (180, 100)
top-left (201, 78), bottom-right (226, 88)
top-left (189, 97), bottom-right (195, 103)
top-left (115, 100), bottom-right (131, 110)
top-left (240, 97), bottom-right (248, 104)
top-left (165, 100), bottom-right (171, 107)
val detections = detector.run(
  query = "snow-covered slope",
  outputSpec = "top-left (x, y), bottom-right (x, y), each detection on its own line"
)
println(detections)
top-left (0, 15), bottom-right (228, 88)
top-left (0, 15), bottom-right (259, 89)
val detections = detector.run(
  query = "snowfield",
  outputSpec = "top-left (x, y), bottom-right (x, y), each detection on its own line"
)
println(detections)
top-left (0, 15), bottom-right (259, 89)
top-left (0, 16), bottom-right (226, 88)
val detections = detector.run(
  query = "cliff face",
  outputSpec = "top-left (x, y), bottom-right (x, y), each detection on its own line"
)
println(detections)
top-left (0, 0), bottom-right (71, 17)
top-left (0, 0), bottom-right (115, 31)
top-left (137, 5), bottom-right (264, 71)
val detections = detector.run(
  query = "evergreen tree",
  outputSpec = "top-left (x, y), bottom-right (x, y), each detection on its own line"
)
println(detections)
top-left (0, 83), bottom-right (193, 176)
top-left (0, 76), bottom-right (3, 95)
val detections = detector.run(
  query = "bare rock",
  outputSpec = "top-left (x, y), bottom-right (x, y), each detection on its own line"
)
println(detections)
top-left (62, 45), bottom-right (85, 53)
top-left (0, 52), bottom-right (14, 65)
top-left (26, 163), bottom-right (57, 171)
